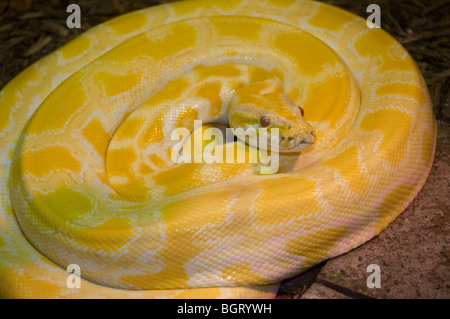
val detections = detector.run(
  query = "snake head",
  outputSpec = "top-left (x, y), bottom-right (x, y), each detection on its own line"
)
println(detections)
top-left (229, 92), bottom-right (316, 152)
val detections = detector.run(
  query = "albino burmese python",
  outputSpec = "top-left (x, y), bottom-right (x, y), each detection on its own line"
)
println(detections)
top-left (0, 0), bottom-right (437, 298)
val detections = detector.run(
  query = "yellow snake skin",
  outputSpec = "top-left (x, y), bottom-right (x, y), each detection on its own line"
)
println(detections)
top-left (0, 0), bottom-right (437, 298)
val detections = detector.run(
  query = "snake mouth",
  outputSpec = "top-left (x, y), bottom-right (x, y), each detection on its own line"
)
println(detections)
top-left (233, 126), bottom-right (316, 153)
top-left (277, 128), bottom-right (316, 152)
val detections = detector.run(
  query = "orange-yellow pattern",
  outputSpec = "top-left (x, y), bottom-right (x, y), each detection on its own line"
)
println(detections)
top-left (0, 0), bottom-right (436, 299)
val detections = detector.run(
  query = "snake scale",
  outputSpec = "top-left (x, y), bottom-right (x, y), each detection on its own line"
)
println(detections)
top-left (0, 0), bottom-right (436, 298)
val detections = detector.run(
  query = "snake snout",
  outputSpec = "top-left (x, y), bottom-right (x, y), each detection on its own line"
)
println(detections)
top-left (298, 128), bottom-right (316, 144)
top-left (291, 125), bottom-right (315, 143)
top-left (277, 126), bottom-right (316, 152)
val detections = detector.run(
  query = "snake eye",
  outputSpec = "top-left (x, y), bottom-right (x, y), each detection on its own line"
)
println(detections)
top-left (298, 106), bottom-right (305, 117)
top-left (260, 115), bottom-right (270, 127)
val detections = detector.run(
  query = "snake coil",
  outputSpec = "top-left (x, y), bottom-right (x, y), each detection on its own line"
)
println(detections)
top-left (0, 0), bottom-right (436, 298)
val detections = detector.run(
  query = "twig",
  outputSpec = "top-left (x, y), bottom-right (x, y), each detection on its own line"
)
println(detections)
top-left (431, 70), bottom-right (450, 85)
top-left (422, 0), bottom-right (450, 15)
top-left (400, 29), bottom-right (450, 44)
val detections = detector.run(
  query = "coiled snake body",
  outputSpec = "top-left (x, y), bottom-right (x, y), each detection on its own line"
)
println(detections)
top-left (0, 0), bottom-right (436, 298)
